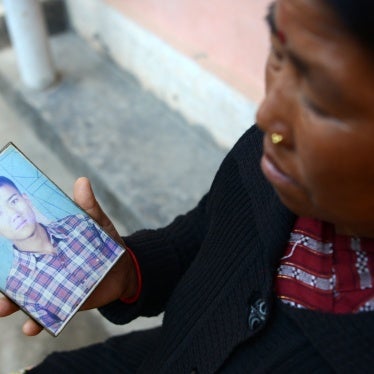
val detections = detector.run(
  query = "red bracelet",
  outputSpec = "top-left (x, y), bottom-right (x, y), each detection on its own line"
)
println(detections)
top-left (119, 245), bottom-right (142, 304)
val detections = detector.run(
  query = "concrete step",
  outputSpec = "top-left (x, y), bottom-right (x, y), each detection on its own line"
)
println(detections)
top-left (0, 84), bottom-right (166, 374)
top-left (0, 5), bottom-right (227, 372)
top-left (0, 31), bottom-right (227, 233)
top-left (0, 28), bottom-right (226, 374)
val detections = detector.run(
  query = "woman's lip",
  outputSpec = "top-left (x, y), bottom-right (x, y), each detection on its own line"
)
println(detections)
top-left (261, 153), bottom-right (298, 187)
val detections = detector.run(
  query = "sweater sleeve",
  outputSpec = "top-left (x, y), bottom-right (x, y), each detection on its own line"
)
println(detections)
top-left (98, 193), bottom-right (209, 324)
top-left (98, 126), bottom-right (261, 325)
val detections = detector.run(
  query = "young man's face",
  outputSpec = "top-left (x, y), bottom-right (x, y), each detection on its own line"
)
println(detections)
top-left (0, 184), bottom-right (38, 242)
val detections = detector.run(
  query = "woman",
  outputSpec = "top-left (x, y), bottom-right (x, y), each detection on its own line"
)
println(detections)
top-left (1, 0), bottom-right (373, 372)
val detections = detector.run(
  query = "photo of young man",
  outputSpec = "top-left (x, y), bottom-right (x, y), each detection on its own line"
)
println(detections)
top-left (0, 175), bottom-right (124, 335)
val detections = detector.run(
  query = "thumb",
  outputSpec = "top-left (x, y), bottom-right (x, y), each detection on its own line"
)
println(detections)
top-left (73, 177), bottom-right (122, 243)
top-left (73, 177), bottom-right (98, 217)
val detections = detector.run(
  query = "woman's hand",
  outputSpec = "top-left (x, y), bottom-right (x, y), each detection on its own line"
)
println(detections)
top-left (74, 178), bottom-right (138, 310)
top-left (0, 177), bottom-right (138, 336)
top-left (74, 177), bottom-right (138, 310)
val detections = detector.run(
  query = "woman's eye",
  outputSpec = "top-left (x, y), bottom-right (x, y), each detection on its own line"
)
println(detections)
top-left (267, 40), bottom-right (286, 72)
top-left (303, 96), bottom-right (330, 118)
top-left (271, 45), bottom-right (284, 61)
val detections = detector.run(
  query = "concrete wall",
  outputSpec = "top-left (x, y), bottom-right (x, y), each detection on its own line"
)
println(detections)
top-left (66, 0), bottom-right (271, 148)
top-left (104, 0), bottom-right (270, 101)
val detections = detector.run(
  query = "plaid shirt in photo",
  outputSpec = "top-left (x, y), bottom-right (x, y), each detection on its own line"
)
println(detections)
top-left (5, 214), bottom-right (124, 334)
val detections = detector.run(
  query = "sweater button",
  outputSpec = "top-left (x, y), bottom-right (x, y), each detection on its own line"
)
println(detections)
top-left (190, 369), bottom-right (198, 374)
top-left (248, 298), bottom-right (267, 331)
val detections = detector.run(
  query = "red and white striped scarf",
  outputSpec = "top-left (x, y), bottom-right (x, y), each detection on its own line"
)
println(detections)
top-left (275, 217), bottom-right (374, 313)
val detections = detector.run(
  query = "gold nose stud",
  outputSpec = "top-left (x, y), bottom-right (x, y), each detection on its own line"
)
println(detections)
top-left (271, 133), bottom-right (283, 144)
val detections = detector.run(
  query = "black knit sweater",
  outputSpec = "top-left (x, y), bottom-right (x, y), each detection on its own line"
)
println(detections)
top-left (100, 126), bottom-right (374, 373)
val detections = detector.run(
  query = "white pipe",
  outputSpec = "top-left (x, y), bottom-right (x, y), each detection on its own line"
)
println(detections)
top-left (3, 0), bottom-right (56, 90)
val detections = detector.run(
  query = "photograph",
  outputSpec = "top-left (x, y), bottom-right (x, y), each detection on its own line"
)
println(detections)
top-left (0, 142), bottom-right (125, 336)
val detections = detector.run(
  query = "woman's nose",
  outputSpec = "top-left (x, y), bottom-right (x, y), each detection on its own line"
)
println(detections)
top-left (256, 63), bottom-right (297, 147)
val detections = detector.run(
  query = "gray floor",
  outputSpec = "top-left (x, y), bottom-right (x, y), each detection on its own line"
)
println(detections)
top-left (0, 94), bottom-right (104, 372)
top-left (0, 94), bottom-right (162, 373)
top-left (0, 30), bottom-right (227, 373)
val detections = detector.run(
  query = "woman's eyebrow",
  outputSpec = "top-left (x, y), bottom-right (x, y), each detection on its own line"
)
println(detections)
top-left (288, 51), bottom-right (310, 76)
top-left (265, 2), bottom-right (277, 35)
top-left (265, 2), bottom-right (309, 75)
top-left (264, 1), bottom-right (343, 104)
top-left (265, 2), bottom-right (286, 44)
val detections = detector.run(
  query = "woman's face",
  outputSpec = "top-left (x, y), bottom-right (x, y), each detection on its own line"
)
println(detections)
top-left (256, 0), bottom-right (374, 237)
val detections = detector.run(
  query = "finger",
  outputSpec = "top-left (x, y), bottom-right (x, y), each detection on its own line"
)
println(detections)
top-left (0, 295), bottom-right (19, 316)
top-left (22, 318), bottom-right (44, 336)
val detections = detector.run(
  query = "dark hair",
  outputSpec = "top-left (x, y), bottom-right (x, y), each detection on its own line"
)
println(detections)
top-left (0, 176), bottom-right (20, 193)
top-left (326, 0), bottom-right (374, 52)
